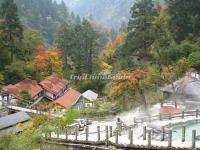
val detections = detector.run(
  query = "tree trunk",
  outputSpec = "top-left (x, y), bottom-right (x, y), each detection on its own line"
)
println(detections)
top-left (9, 32), bottom-right (14, 63)
top-left (10, 47), bottom-right (14, 63)
top-left (139, 88), bottom-right (149, 116)
top-left (88, 48), bottom-right (93, 74)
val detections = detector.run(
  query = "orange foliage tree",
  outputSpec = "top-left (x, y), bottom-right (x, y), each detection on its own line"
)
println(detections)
top-left (111, 66), bottom-right (162, 113)
top-left (112, 69), bottom-right (147, 95)
top-left (33, 44), bottom-right (63, 76)
top-left (161, 59), bottom-right (188, 82)
top-left (99, 32), bottom-right (127, 70)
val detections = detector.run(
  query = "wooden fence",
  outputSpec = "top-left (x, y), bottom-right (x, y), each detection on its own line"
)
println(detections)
top-left (134, 109), bottom-right (200, 124)
top-left (45, 123), bottom-right (200, 149)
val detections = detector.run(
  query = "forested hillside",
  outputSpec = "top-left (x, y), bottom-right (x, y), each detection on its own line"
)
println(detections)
top-left (0, 0), bottom-right (79, 45)
top-left (0, 0), bottom-right (116, 45)
top-left (0, 0), bottom-right (114, 88)
top-left (95, 0), bottom-right (200, 110)
top-left (1, 0), bottom-right (200, 149)
top-left (57, 0), bottom-right (136, 29)
top-left (15, 0), bottom-right (70, 44)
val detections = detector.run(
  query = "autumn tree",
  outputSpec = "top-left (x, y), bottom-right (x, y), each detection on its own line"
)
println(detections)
top-left (33, 44), bottom-right (63, 77)
top-left (160, 59), bottom-right (188, 86)
top-left (111, 67), bottom-right (159, 113)
top-left (159, 59), bottom-right (188, 106)
top-left (99, 32), bottom-right (127, 69)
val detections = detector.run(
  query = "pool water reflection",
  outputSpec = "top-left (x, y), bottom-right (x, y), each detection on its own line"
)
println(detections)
top-left (169, 120), bottom-right (200, 141)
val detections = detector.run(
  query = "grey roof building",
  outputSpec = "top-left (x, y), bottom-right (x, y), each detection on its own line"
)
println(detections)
top-left (0, 111), bottom-right (30, 133)
top-left (82, 90), bottom-right (98, 101)
top-left (160, 76), bottom-right (200, 98)
top-left (161, 75), bottom-right (200, 109)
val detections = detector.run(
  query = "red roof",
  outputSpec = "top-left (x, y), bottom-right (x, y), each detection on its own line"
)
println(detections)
top-left (160, 106), bottom-right (182, 114)
top-left (2, 80), bottom-right (43, 99)
top-left (53, 89), bottom-right (81, 108)
top-left (40, 75), bottom-right (69, 95)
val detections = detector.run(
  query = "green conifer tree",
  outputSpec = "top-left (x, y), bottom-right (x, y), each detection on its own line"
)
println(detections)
top-left (0, 0), bottom-right (23, 62)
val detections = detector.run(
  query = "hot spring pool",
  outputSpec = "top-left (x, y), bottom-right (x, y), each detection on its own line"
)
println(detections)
top-left (168, 119), bottom-right (200, 141)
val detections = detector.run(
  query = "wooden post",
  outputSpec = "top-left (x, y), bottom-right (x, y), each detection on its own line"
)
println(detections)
top-left (97, 126), bottom-right (100, 141)
top-left (148, 130), bottom-right (151, 147)
top-left (143, 126), bottom-right (146, 140)
top-left (75, 126), bottom-right (78, 140)
top-left (148, 116), bottom-right (151, 122)
top-left (169, 113), bottom-right (172, 120)
top-left (115, 129), bottom-right (118, 144)
top-left (168, 130), bottom-right (172, 147)
top-left (56, 128), bottom-right (59, 139)
top-left (128, 126), bottom-right (131, 140)
top-left (49, 132), bottom-right (52, 138)
top-left (182, 126), bottom-right (185, 142)
top-left (161, 126), bottom-right (165, 141)
top-left (160, 101), bottom-right (163, 107)
top-left (109, 126), bottom-right (112, 137)
top-left (45, 132), bottom-right (47, 138)
top-left (196, 109), bottom-right (199, 118)
top-left (192, 130), bottom-right (196, 149)
top-left (117, 122), bottom-right (122, 135)
top-left (133, 117), bottom-right (136, 124)
top-left (77, 126), bottom-right (79, 135)
top-left (129, 130), bottom-right (133, 145)
top-left (159, 113), bottom-right (162, 121)
top-left (105, 126), bottom-right (109, 141)
top-left (182, 111), bottom-right (184, 119)
top-left (65, 127), bottom-right (68, 140)
top-left (175, 101), bottom-right (177, 109)
top-left (85, 126), bottom-right (89, 141)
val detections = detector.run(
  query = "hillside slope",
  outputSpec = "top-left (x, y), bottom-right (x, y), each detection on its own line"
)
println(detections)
top-left (58, 0), bottom-right (136, 29)
top-left (0, 0), bottom-right (73, 45)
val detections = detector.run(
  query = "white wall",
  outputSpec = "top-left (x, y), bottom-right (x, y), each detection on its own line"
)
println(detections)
top-left (189, 72), bottom-right (200, 80)
top-left (44, 91), bottom-right (55, 100)
top-left (0, 95), bottom-right (2, 107)
top-left (1, 94), bottom-right (17, 106)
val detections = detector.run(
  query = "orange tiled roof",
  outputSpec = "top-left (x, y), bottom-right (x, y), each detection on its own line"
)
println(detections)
top-left (2, 80), bottom-right (43, 99)
top-left (40, 75), bottom-right (69, 95)
top-left (53, 88), bottom-right (81, 108)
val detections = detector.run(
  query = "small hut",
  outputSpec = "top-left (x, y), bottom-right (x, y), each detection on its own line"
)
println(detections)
top-left (82, 90), bottom-right (98, 107)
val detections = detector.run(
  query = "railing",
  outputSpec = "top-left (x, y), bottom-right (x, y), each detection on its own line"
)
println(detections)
top-left (134, 109), bottom-right (200, 124)
top-left (43, 109), bottom-right (200, 149)
top-left (45, 123), bottom-right (200, 149)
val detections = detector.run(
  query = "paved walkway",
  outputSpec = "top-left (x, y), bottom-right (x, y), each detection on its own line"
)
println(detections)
top-left (50, 116), bottom-right (200, 149)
